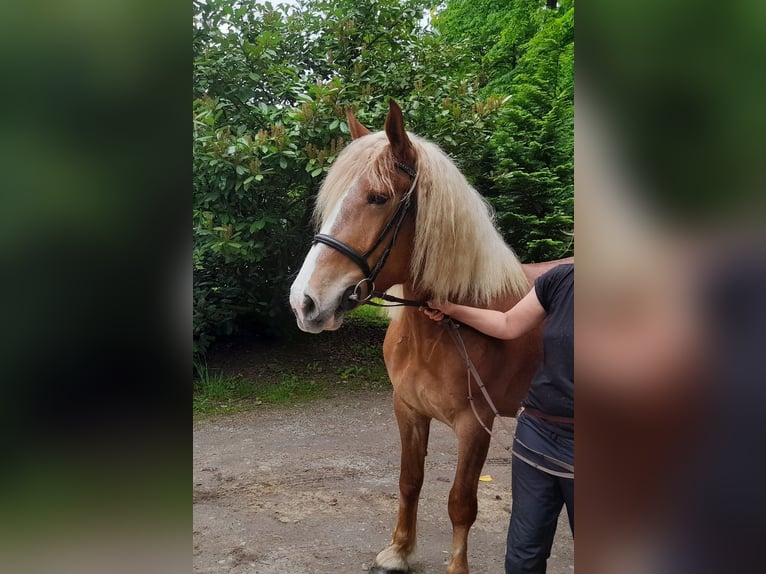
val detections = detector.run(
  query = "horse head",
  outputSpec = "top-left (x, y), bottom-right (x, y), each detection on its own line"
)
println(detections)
top-left (289, 99), bottom-right (418, 333)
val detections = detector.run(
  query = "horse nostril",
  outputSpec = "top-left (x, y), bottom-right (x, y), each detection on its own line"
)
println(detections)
top-left (303, 294), bottom-right (318, 319)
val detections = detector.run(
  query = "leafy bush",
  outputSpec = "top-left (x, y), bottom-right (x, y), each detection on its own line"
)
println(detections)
top-left (193, 0), bottom-right (574, 356)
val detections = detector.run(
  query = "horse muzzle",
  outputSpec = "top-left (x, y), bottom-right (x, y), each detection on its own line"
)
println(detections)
top-left (289, 284), bottom-right (359, 333)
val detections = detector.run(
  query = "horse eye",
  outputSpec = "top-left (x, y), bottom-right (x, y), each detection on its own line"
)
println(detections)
top-left (367, 193), bottom-right (389, 205)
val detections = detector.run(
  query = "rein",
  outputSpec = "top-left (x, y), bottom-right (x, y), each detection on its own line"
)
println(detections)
top-left (442, 318), bottom-right (575, 479)
top-left (363, 293), bottom-right (576, 479)
top-left (363, 296), bottom-right (576, 479)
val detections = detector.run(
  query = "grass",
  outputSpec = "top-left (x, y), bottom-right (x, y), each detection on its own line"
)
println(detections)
top-left (347, 303), bottom-right (390, 327)
top-left (193, 367), bottom-right (388, 417)
top-left (193, 366), bottom-right (327, 417)
top-left (193, 302), bottom-right (393, 417)
top-left (194, 349), bottom-right (390, 418)
top-left (192, 362), bottom-right (256, 416)
top-left (257, 374), bottom-right (324, 403)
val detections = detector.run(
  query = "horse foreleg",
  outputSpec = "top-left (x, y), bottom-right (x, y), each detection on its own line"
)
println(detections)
top-left (445, 417), bottom-right (492, 574)
top-left (371, 393), bottom-right (431, 574)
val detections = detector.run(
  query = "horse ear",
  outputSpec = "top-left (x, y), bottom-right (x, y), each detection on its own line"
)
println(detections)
top-left (384, 99), bottom-right (415, 165)
top-left (345, 108), bottom-right (371, 140)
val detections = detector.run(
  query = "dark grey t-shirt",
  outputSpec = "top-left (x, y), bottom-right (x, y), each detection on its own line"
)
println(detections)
top-left (523, 263), bottom-right (574, 419)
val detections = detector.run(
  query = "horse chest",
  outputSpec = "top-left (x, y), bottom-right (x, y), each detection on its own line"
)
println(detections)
top-left (383, 326), bottom-right (479, 419)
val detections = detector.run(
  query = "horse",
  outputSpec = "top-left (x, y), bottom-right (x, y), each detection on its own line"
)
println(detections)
top-left (289, 99), bottom-right (572, 574)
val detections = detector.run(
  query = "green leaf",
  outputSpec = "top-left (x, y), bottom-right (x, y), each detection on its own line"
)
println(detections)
top-left (250, 220), bottom-right (266, 233)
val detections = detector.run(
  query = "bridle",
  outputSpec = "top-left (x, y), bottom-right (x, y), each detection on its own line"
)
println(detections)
top-left (312, 160), bottom-right (420, 306)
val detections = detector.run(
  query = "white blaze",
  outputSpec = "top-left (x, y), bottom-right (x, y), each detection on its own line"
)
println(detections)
top-left (289, 184), bottom-right (354, 319)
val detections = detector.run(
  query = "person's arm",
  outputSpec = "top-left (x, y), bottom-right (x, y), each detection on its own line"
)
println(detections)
top-left (422, 287), bottom-right (547, 340)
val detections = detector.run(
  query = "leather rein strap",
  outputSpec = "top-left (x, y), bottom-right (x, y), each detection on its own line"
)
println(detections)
top-left (443, 318), bottom-right (574, 478)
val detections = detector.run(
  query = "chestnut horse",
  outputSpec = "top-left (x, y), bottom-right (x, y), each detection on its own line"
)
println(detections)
top-left (289, 99), bottom-right (571, 574)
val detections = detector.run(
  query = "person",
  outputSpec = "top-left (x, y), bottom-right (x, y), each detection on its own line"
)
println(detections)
top-left (422, 263), bottom-right (573, 574)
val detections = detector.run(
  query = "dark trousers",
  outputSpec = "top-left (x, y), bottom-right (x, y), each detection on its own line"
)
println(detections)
top-left (505, 446), bottom-right (574, 573)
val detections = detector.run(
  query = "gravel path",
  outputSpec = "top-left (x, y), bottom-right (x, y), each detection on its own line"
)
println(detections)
top-left (193, 389), bottom-right (574, 573)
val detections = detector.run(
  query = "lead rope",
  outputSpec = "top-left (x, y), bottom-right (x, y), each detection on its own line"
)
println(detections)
top-left (358, 296), bottom-right (575, 478)
top-left (351, 276), bottom-right (575, 475)
top-left (443, 318), bottom-right (575, 479)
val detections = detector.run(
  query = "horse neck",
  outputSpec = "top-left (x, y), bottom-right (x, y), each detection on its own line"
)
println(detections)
top-left (399, 281), bottom-right (524, 315)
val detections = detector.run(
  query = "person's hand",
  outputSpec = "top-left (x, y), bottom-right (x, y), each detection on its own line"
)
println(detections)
top-left (421, 307), bottom-right (445, 321)
top-left (421, 300), bottom-right (453, 322)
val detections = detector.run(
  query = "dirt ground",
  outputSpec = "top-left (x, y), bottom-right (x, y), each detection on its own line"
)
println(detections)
top-left (193, 388), bottom-right (574, 574)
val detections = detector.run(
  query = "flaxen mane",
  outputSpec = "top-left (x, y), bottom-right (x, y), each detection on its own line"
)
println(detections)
top-left (316, 131), bottom-right (528, 305)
